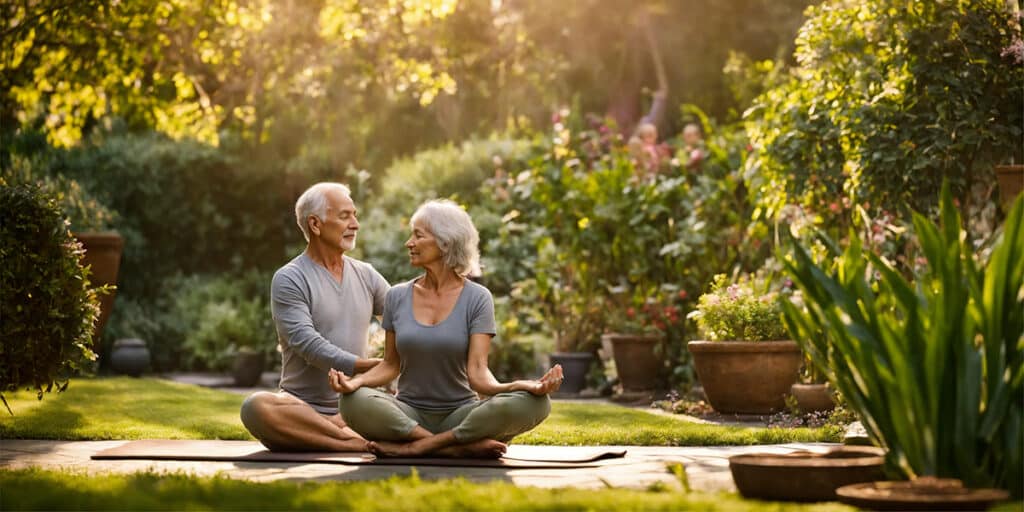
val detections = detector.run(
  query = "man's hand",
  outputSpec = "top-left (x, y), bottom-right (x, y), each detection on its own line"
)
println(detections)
top-left (354, 358), bottom-right (382, 373)
top-left (328, 368), bottom-right (362, 394)
top-left (519, 364), bottom-right (564, 396)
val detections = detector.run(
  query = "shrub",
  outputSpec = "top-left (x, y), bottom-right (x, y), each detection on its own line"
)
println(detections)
top-left (1, 153), bottom-right (116, 232)
top-left (746, 0), bottom-right (1023, 236)
top-left (175, 271), bottom-right (278, 372)
top-left (0, 182), bottom-right (99, 409)
top-left (691, 274), bottom-right (789, 342)
top-left (782, 187), bottom-right (1023, 497)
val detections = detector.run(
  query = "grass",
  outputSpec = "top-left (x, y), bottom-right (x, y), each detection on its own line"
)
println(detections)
top-left (0, 468), bottom-right (855, 511)
top-left (0, 377), bottom-right (840, 445)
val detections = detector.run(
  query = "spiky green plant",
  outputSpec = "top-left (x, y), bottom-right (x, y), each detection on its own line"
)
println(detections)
top-left (781, 186), bottom-right (1023, 497)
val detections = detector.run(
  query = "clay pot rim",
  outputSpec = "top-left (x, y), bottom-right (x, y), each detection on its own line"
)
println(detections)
top-left (836, 480), bottom-right (1010, 505)
top-left (549, 352), bottom-right (595, 360)
top-left (601, 333), bottom-right (663, 342)
top-left (687, 340), bottom-right (801, 353)
top-left (730, 447), bottom-right (885, 468)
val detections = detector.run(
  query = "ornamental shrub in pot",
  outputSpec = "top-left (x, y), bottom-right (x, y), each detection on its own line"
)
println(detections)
top-left (0, 182), bottom-right (100, 411)
top-left (686, 273), bottom-right (802, 414)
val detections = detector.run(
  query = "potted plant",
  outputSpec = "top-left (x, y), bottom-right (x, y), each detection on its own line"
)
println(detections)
top-left (602, 286), bottom-right (688, 393)
top-left (179, 276), bottom-right (276, 387)
top-left (782, 186), bottom-right (1021, 503)
top-left (790, 351), bottom-right (836, 414)
top-left (686, 273), bottom-right (802, 414)
top-left (527, 261), bottom-right (605, 395)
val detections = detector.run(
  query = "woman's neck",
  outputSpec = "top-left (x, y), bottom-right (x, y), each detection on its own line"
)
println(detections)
top-left (419, 264), bottom-right (462, 293)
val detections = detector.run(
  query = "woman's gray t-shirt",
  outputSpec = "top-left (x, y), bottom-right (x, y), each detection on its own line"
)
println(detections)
top-left (381, 278), bottom-right (496, 411)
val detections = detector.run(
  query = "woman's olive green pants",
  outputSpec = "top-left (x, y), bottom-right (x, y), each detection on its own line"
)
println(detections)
top-left (339, 387), bottom-right (550, 443)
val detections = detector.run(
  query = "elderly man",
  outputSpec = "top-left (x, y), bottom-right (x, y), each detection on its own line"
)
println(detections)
top-left (240, 182), bottom-right (389, 451)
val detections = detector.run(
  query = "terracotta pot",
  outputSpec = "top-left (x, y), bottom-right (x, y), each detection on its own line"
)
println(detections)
top-left (687, 340), bottom-right (802, 414)
top-left (995, 165), bottom-right (1023, 210)
top-left (836, 477), bottom-right (1010, 511)
top-left (549, 352), bottom-right (593, 395)
top-left (603, 333), bottom-right (663, 391)
top-left (730, 446), bottom-right (886, 502)
top-left (791, 383), bottom-right (836, 413)
top-left (74, 231), bottom-right (124, 346)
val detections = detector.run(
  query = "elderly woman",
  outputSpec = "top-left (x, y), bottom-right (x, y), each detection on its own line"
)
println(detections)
top-left (328, 199), bottom-right (563, 458)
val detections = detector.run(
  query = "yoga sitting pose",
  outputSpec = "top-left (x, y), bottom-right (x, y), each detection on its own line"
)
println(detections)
top-left (329, 199), bottom-right (563, 458)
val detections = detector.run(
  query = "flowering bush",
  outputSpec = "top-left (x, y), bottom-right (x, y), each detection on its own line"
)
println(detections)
top-left (690, 274), bottom-right (788, 341)
top-left (606, 287), bottom-right (689, 338)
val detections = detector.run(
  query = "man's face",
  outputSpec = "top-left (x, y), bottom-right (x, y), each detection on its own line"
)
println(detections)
top-left (313, 190), bottom-right (359, 252)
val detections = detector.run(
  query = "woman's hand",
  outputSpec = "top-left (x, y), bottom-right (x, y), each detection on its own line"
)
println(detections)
top-left (519, 364), bottom-right (564, 396)
top-left (328, 368), bottom-right (362, 394)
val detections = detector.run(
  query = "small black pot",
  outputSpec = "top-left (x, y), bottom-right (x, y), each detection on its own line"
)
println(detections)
top-left (549, 352), bottom-right (594, 395)
top-left (110, 338), bottom-right (150, 377)
top-left (231, 350), bottom-right (266, 387)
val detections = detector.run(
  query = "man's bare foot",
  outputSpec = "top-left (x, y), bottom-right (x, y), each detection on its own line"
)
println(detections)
top-left (437, 439), bottom-right (507, 459)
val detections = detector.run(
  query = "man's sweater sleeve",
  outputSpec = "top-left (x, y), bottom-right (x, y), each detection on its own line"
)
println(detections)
top-left (271, 270), bottom-right (358, 375)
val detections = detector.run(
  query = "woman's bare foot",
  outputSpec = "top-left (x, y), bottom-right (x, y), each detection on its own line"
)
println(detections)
top-left (437, 439), bottom-right (507, 459)
top-left (368, 440), bottom-right (425, 457)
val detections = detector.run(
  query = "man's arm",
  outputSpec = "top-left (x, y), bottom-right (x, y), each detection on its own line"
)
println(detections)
top-left (271, 270), bottom-right (367, 375)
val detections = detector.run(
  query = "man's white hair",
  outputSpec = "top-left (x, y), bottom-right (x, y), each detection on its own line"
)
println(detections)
top-left (294, 182), bottom-right (351, 242)
top-left (411, 199), bottom-right (481, 277)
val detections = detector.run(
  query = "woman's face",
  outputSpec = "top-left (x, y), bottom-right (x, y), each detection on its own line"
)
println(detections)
top-left (405, 218), bottom-right (443, 268)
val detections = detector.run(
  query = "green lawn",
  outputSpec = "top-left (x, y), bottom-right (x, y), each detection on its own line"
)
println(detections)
top-left (0, 468), bottom-right (854, 511)
top-left (0, 377), bottom-right (840, 445)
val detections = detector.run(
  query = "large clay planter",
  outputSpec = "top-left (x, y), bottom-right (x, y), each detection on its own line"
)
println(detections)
top-left (791, 383), bottom-right (836, 413)
top-left (602, 333), bottom-right (663, 391)
top-left (74, 231), bottom-right (124, 346)
top-left (730, 446), bottom-right (886, 502)
top-left (995, 165), bottom-right (1023, 210)
top-left (549, 352), bottom-right (593, 395)
top-left (687, 340), bottom-right (802, 414)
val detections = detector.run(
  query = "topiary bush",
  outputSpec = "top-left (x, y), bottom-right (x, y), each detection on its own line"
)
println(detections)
top-left (0, 182), bottom-right (100, 411)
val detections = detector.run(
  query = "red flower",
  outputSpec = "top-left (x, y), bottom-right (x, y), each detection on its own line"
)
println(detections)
top-left (626, 307), bottom-right (636, 319)
top-left (678, 290), bottom-right (688, 300)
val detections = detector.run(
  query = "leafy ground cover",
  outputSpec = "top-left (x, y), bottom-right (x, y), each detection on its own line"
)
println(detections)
top-left (0, 378), bottom-right (839, 445)
top-left (0, 468), bottom-right (855, 511)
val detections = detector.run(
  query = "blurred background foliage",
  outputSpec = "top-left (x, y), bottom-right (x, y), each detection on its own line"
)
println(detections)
top-left (1, 0), bottom-right (1020, 387)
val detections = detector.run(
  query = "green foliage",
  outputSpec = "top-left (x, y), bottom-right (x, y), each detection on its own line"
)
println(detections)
top-left (692, 274), bottom-right (789, 342)
top-left (1, 153), bottom-right (115, 232)
top-left (176, 272), bottom-right (278, 372)
top-left (0, 183), bottom-right (99, 407)
top-left (781, 187), bottom-right (1024, 497)
top-left (358, 136), bottom-right (535, 283)
top-left (0, 469), bottom-right (855, 512)
top-left (746, 0), bottom-right (1024, 234)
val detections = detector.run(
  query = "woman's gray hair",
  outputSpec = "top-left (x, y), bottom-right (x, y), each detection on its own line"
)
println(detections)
top-left (411, 199), bottom-right (481, 277)
top-left (294, 182), bottom-right (351, 242)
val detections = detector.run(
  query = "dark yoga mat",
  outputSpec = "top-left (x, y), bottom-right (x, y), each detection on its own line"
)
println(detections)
top-left (92, 440), bottom-right (627, 468)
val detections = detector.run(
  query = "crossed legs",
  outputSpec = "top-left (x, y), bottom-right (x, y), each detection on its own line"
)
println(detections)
top-left (339, 388), bottom-right (551, 458)
top-left (240, 391), bottom-right (368, 452)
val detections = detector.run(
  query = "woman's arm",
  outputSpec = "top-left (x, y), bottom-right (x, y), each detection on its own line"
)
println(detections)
top-left (467, 334), bottom-right (564, 396)
top-left (329, 330), bottom-right (401, 394)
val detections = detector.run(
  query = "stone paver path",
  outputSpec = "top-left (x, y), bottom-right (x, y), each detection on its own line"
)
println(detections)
top-left (1, 439), bottom-right (840, 491)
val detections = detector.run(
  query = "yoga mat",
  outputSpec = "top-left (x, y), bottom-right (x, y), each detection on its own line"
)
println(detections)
top-left (91, 440), bottom-right (627, 469)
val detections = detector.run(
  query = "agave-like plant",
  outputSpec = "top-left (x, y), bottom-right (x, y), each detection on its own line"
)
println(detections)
top-left (781, 186), bottom-right (1023, 498)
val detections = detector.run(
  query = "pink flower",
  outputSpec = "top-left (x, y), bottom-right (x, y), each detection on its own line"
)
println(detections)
top-left (828, 202), bottom-right (841, 213)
